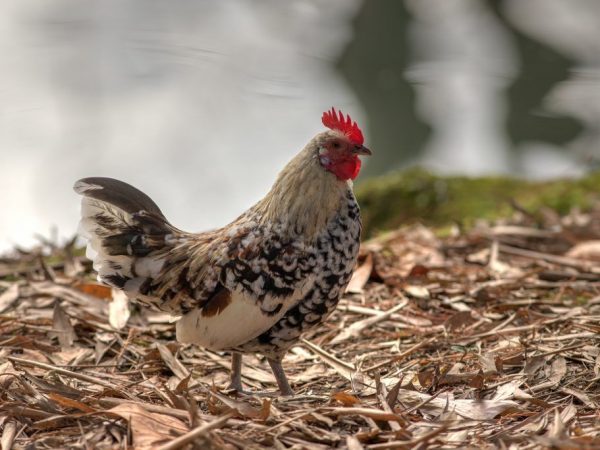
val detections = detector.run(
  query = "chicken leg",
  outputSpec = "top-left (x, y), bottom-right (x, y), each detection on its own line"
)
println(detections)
top-left (227, 352), bottom-right (244, 392)
top-left (267, 358), bottom-right (294, 396)
top-left (229, 353), bottom-right (294, 396)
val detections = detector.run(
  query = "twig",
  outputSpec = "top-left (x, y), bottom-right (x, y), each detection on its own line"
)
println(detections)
top-left (499, 244), bottom-right (598, 272)
top-left (491, 225), bottom-right (557, 238)
top-left (155, 412), bottom-right (234, 450)
top-left (97, 398), bottom-right (266, 430)
top-left (331, 300), bottom-right (408, 343)
top-left (258, 410), bottom-right (315, 434)
top-left (0, 420), bottom-right (18, 450)
top-left (7, 356), bottom-right (135, 398)
top-left (403, 388), bottom-right (451, 415)
top-left (377, 382), bottom-right (403, 431)
top-left (457, 311), bottom-right (581, 342)
top-left (537, 332), bottom-right (598, 342)
top-left (323, 406), bottom-right (404, 422)
top-left (364, 338), bottom-right (435, 373)
top-left (368, 422), bottom-right (450, 449)
top-left (535, 343), bottom-right (588, 358)
top-left (301, 339), bottom-right (355, 381)
top-left (458, 313), bottom-right (516, 345)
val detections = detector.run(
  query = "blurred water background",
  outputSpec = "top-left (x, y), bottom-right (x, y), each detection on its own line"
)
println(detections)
top-left (1, 0), bottom-right (599, 251)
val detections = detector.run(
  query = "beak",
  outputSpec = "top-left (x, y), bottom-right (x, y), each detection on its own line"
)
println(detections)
top-left (353, 145), bottom-right (372, 156)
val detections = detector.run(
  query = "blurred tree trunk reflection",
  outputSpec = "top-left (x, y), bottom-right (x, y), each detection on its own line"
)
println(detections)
top-left (489, 1), bottom-right (583, 159)
top-left (339, 0), bottom-right (584, 176)
top-left (338, 0), bottom-right (431, 176)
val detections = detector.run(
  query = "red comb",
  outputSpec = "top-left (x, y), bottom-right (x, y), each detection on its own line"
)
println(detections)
top-left (321, 107), bottom-right (364, 145)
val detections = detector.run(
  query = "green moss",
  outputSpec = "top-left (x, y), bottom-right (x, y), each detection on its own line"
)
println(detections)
top-left (356, 168), bottom-right (600, 238)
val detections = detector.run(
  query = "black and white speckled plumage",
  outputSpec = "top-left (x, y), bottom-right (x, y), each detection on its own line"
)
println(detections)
top-left (76, 179), bottom-right (360, 354)
top-left (232, 190), bottom-right (360, 357)
top-left (75, 124), bottom-right (369, 395)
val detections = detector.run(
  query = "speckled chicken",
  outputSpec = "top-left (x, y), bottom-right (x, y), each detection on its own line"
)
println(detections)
top-left (74, 108), bottom-right (371, 395)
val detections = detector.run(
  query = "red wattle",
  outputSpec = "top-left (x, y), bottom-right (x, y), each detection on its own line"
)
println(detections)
top-left (330, 156), bottom-right (362, 181)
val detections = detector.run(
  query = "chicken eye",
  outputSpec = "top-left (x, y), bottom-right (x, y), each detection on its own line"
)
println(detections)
top-left (332, 141), bottom-right (341, 149)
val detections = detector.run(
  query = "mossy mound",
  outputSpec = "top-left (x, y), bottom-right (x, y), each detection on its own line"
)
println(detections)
top-left (355, 168), bottom-right (600, 238)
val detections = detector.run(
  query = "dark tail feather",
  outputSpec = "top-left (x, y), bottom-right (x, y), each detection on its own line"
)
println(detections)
top-left (74, 177), bottom-right (174, 294)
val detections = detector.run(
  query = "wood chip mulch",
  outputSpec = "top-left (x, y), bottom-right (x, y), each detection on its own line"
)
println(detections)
top-left (1, 207), bottom-right (600, 449)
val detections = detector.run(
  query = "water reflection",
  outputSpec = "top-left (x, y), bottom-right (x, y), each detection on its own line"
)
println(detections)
top-left (0, 0), bottom-right (362, 250)
top-left (1, 0), bottom-right (598, 251)
top-left (340, 0), bottom-right (599, 177)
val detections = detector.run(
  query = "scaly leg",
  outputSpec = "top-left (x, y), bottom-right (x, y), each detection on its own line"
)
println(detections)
top-left (227, 352), bottom-right (243, 392)
top-left (267, 358), bottom-right (294, 396)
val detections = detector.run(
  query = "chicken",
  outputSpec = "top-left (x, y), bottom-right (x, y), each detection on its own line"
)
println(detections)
top-left (74, 108), bottom-right (371, 395)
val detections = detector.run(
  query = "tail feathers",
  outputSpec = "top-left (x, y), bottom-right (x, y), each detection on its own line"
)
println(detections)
top-left (74, 177), bottom-right (165, 218)
top-left (74, 177), bottom-right (176, 296)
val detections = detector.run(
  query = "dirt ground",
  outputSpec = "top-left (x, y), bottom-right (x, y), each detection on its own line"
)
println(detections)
top-left (2, 206), bottom-right (600, 449)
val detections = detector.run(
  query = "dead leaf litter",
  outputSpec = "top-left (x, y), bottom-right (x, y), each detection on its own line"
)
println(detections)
top-left (1, 206), bottom-right (600, 448)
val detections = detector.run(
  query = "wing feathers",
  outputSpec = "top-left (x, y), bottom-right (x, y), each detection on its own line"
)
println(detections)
top-left (200, 285), bottom-right (232, 318)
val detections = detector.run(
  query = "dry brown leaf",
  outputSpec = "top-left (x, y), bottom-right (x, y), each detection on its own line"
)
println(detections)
top-left (51, 301), bottom-right (76, 349)
top-left (155, 413), bottom-right (233, 450)
top-left (561, 387), bottom-right (597, 409)
top-left (478, 353), bottom-right (498, 375)
top-left (397, 389), bottom-right (518, 420)
top-left (331, 391), bottom-right (361, 407)
top-left (156, 343), bottom-right (189, 380)
top-left (307, 411), bottom-right (334, 428)
top-left (469, 370), bottom-right (485, 389)
top-left (346, 253), bottom-right (373, 293)
top-left (547, 408), bottom-right (567, 439)
top-left (407, 264), bottom-right (429, 278)
top-left (74, 282), bottom-right (113, 299)
top-left (524, 355), bottom-right (546, 378)
top-left (493, 380), bottom-right (531, 401)
top-left (547, 357), bottom-right (567, 387)
top-left (403, 285), bottom-right (430, 299)
top-left (31, 282), bottom-right (106, 309)
top-left (559, 403), bottom-right (577, 427)
top-left (444, 311), bottom-right (476, 332)
top-left (326, 406), bottom-right (403, 422)
top-left (0, 361), bottom-right (20, 390)
top-left (444, 429), bottom-right (469, 444)
top-left (47, 392), bottom-right (97, 413)
top-left (565, 240), bottom-right (600, 261)
top-left (107, 403), bottom-right (188, 449)
top-left (209, 391), bottom-right (271, 420)
top-left (346, 435), bottom-right (365, 450)
top-left (0, 284), bottom-right (19, 314)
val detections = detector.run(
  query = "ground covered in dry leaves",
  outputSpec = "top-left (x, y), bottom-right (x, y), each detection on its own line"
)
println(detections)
top-left (2, 206), bottom-right (600, 449)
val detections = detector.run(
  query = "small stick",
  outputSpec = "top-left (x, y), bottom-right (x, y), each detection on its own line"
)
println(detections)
top-left (155, 412), bottom-right (234, 450)
top-left (7, 356), bottom-right (134, 397)
top-left (331, 300), bottom-right (408, 344)
top-left (364, 338), bottom-right (435, 373)
top-left (112, 327), bottom-right (138, 374)
top-left (257, 410), bottom-right (314, 435)
top-left (499, 244), bottom-right (598, 271)
top-left (377, 382), bottom-right (402, 431)
top-left (301, 339), bottom-right (355, 380)
top-left (456, 311), bottom-right (581, 342)
top-left (97, 397), bottom-right (267, 431)
top-left (0, 420), bottom-right (18, 450)
top-left (458, 313), bottom-right (516, 345)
